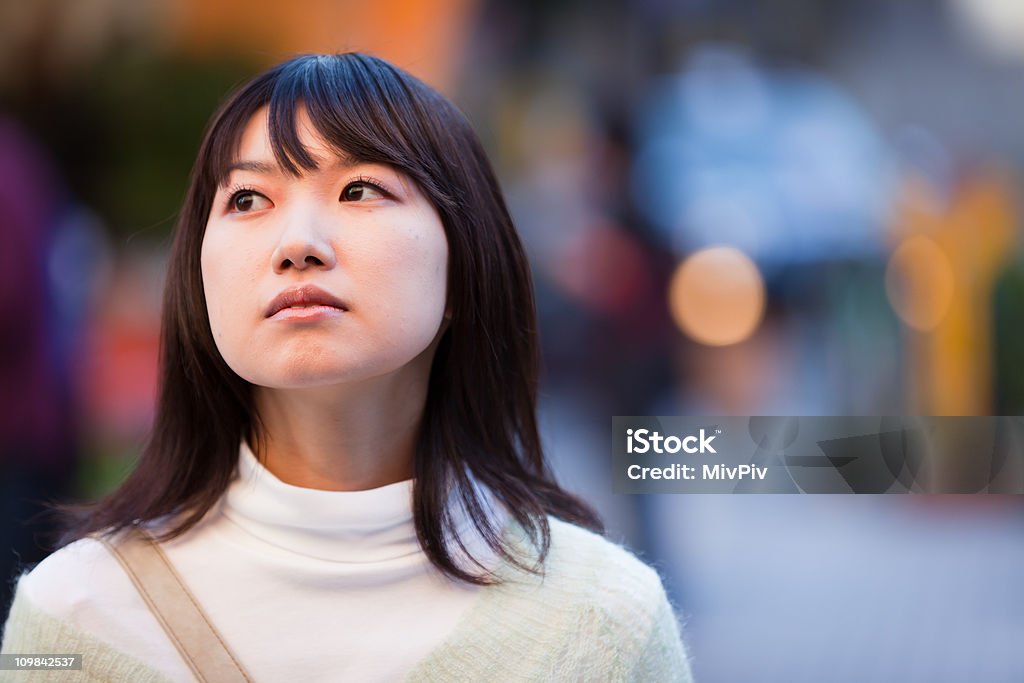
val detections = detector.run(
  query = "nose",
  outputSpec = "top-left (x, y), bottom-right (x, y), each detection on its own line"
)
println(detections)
top-left (271, 209), bottom-right (337, 273)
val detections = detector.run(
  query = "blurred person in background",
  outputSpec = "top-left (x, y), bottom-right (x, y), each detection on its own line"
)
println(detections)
top-left (0, 116), bottom-right (80, 630)
top-left (0, 54), bottom-right (693, 682)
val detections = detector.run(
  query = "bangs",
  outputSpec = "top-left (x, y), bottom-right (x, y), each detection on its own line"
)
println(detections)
top-left (204, 54), bottom-right (440, 195)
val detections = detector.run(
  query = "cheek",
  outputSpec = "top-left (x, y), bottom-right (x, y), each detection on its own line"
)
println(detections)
top-left (200, 237), bottom-right (224, 327)
top-left (368, 228), bottom-right (448, 319)
top-left (200, 232), bottom-right (254, 345)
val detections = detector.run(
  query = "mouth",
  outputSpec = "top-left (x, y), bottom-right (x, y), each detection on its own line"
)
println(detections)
top-left (265, 285), bottom-right (349, 319)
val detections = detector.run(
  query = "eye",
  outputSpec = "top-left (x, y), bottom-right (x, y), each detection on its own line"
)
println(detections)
top-left (227, 188), bottom-right (271, 213)
top-left (340, 179), bottom-right (389, 202)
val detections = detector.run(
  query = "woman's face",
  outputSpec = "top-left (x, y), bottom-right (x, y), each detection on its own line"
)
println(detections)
top-left (200, 106), bottom-right (449, 390)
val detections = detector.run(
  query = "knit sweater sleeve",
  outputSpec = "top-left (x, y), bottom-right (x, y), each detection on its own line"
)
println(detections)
top-left (578, 530), bottom-right (694, 682)
top-left (626, 578), bottom-right (694, 682)
top-left (406, 517), bottom-right (694, 682)
top-left (0, 576), bottom-right (173, 683)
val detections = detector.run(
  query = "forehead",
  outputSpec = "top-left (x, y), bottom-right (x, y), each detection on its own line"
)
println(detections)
top-left (235, 105), bottom-right (335, 165)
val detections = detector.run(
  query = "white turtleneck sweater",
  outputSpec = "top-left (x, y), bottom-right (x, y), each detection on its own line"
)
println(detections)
top-left (9, 441), bottom-right (501, 682)
top-left (2, 442), bottom-right (694, 682)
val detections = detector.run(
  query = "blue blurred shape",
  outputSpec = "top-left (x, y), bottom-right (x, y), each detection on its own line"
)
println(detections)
top-left (633, 42), bottom-right (894, 266)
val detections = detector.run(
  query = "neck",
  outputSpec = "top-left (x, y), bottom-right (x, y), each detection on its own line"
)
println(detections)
top-left (252, 371), bottom-right (427, 492)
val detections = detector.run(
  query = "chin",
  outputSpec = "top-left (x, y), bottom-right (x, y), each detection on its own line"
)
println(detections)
top-left (231, 341), bottom-right (436, 390)
top-left (250, 366), bottom-right (362, 389)
top-left (252, 357), bottom-right (406, 390)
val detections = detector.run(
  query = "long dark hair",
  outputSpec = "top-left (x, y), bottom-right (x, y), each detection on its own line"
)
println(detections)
top-left (58, 53), bottom-right (602, 584)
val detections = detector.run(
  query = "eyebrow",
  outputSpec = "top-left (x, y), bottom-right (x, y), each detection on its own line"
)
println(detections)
top-left (225, 160), bottom-right (278, 175)
top-left (222, 153), bottom-right (364, 183)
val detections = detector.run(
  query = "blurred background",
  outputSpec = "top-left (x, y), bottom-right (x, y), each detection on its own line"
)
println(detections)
top-left (2, 0), bottom-right (1023, 680)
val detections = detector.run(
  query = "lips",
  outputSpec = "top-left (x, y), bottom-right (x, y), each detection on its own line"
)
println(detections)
top-left (265, 285), bottom-right (349, 318)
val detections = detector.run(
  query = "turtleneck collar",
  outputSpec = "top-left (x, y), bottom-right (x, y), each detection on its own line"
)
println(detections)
top-left (221, 440), bottom-right (503, 566)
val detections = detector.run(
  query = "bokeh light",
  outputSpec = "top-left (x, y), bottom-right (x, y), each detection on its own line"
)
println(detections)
top-left (885, 234), bottom-right (956, 331)
top-left (668, 246), bottom-right (766, 346)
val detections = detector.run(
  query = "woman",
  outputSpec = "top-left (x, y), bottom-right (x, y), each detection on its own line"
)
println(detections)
top-left (0, 53), bottom-right (692, 682)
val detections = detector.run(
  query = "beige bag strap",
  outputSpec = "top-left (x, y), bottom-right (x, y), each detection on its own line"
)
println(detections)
top-left (96, 526), bottom-right (253, 683)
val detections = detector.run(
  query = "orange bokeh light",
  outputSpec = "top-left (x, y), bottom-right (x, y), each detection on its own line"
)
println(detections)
top-left (668, 246), bottom-right (766, 346)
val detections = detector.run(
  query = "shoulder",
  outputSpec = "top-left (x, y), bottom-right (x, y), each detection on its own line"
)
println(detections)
top-left (3, 532), bottom-right (193, 682)
top-left (463, 516), bottom-right (692, 681)
top-left (543, 517), bottom-right (671, 615)
top-left (544, 516), bottom-right (657, 578)
top-left (8, 532), bottom-right (171, 652)
top-left (2, 568), bottom-right (172, 683)
top-left (541, 518), bottom-right (693, 680)
top-left (12, 535), bottom-right (134, 621)
top-left (498, 516), bottom-right (677, 635)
